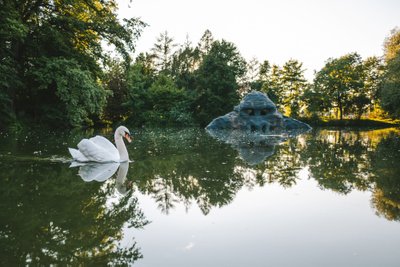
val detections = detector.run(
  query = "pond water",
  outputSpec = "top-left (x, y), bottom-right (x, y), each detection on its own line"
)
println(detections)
top-left (1, 127), bottom-right (400, 266)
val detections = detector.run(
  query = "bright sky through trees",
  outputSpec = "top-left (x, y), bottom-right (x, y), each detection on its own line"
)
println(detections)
top-left (117, 0), bottom-right (399, 80)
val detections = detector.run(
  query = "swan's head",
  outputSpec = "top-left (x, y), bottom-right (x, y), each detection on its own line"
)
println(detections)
top-left (116, 126), bottom-right (132, 143)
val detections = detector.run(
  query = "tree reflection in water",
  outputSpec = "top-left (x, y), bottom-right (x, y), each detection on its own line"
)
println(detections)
top-left (370, 132), bottom-right (400, 221)
top-left (128, 127), bottom-right (400, 221)
top-left (301, 129), bottom-right (373, 193)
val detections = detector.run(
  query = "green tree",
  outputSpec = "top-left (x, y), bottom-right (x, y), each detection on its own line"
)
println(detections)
top-left (361, 56), bottom-right (385, 116)
top-left (280, 59), bottom-right (308, 117)
top-left (380, 28), bottom-right (400, 118)
top-left (103, 59), bottom-right (130, 123)
top-left (29, 57), bottom-right (109, 127)
top-left (193, 40), bottom-right (246, 126)
top-left (261, 64), bottom-right (283, 108)
top-left (313, 53), bottom-right (365, 120)
top-left (380, 52), bottom-right (400, 117)
top-left (124, 53), bottom-right (156, 126)
top-left (146, 74), bottom-right (193, 125)
top-left (302, 83), bottom-right (329, 119)
top-left (239, 57), bottom-right (261, 96)
top-left (126, 48), bottom-right (197, 127)
top-left (259, 60), bottom-right (271, 85)
top-left (151, 31), bottom-right (177, 74)
top-left (383, 27), bottom-right (400, 62)
top-left (0, 0), bottom-right (145, 127)
top-left (197, 29), bottom-right (214, 56)
top-left (170, 36), bottom-right (200, 91)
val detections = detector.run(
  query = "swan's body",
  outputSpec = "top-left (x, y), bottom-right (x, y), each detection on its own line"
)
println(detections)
top-left (69, 126), bottom-right (132, 163)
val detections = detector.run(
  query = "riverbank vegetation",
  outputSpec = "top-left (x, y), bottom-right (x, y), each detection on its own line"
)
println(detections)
top-left (1, 1), bottom-right (400, 129)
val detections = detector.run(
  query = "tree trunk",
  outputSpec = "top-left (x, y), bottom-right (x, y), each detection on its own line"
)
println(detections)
top-left (338, 98), bottom-right (343, 120)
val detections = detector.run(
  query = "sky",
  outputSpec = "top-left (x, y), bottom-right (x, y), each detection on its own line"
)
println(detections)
top-left (117, 0), bottom-right (400, 80)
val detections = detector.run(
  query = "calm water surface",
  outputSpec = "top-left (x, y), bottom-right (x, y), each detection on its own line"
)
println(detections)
top-left (0, 127), bottom-right (400, 266)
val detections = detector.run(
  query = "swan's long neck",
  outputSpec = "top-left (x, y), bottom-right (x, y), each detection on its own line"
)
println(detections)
top-left (114, 132), bottom-right (129, 162)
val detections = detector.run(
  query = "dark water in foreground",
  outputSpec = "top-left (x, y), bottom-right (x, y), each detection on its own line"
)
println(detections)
top-left (0, 127), bottom-right (400, 266)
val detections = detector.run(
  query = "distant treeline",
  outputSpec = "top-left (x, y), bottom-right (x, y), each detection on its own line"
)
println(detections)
top-left (1, 0), bottom-right (400, 129)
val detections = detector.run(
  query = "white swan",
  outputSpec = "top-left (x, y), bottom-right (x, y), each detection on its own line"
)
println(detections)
top-left (68, 126), bottom-right (132, 163)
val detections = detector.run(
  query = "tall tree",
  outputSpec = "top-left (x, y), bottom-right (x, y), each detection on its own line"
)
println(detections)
top-left (170, 36), bottom-right (200, 91)
top-left (259, 60), bottom-right (271, 83)
top-left (313, 53), bottom-right (365, 120)
top-left (102, 59), bottom-right (130, 123)
top-left (239, 57), bottom-right (261, 96)
top-left (197, 29), bottom-right (214, 56)
top-left (380, 53), bottom-right (400, 118)
top-left (383, 27), bottom-right (400, 62)
top-left (124, 53), bottom-right (156, 126)
top-left (261, 64), bottom-right (283, 107)
top-left (302, 83), bottom-right (329, 119)
top-left (362, 56), bottom-right (385, 116)
top-left (193, 40), bottom-right (246, 126)
top-left (150, 31), bottom-right (177, 74)
top-left (380, 28), bottom-right (400, 118)
top-left (280, 59), bottom-right (308, 117)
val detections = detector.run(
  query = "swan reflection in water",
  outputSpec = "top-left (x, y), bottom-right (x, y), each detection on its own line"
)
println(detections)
top-left (70, 161), bottom-right (131, 195)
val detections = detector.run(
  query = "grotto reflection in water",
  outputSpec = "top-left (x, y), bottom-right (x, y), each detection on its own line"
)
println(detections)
top-left (205, 127), bottom-right (311, 165)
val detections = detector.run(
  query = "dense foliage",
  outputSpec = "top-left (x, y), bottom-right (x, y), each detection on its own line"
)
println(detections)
top-left (103, 31), bottom-right (246, 127)
top-left (1, 1), bottom-right (399, 129)
top-left (0, 0), bottom-right (145, 127)
top-left (380, 28), bottom-right (400, 118)
top-left (312, 53), bottom-right (366, 120)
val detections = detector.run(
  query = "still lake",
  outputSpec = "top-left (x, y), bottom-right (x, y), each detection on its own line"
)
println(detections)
top-left (1, 126), bottom-right (400, 266)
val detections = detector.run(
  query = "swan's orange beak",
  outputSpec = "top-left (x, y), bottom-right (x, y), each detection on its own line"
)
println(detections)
top-left (125, 133), bottom-right (132, 143)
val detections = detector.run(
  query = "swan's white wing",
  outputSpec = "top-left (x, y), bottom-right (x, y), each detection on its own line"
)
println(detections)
top-left (90, 136), bottom-right (120, 161)
top-left (90, 136), bottom-right (118, 155)
top-left (77, 137), bottom-right (119, 162)
top-left (68, 148), bottom-right (89, 162)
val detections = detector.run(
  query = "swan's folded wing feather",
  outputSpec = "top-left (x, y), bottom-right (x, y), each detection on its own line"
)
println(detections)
top-left (90, 136), bottom-right (120, 161)
top-left (90, 136), bottom-right (117, 152)
top-left (68, 148), bottom-right (89, 162)
top-left (77, 138), bottom-right (119, 162)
